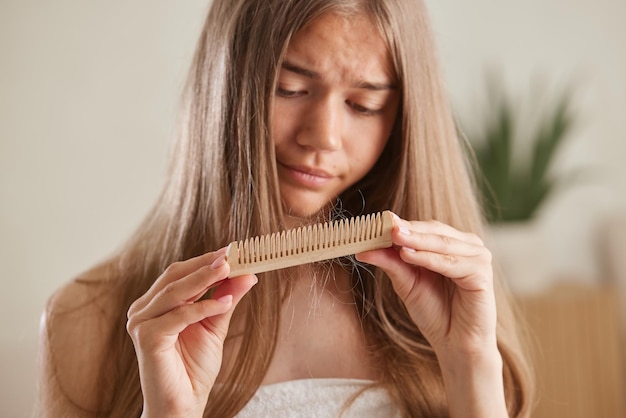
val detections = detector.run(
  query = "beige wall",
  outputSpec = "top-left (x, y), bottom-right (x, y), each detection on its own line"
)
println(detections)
top-left (427, 0), bottom-right (626, 287)
top-left (1, 1), bottom-right (624, 416)
top-left (0, 2), bottom-right (209, 415)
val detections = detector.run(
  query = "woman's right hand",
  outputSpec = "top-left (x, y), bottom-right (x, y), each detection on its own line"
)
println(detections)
top-left (126, 248), bottom-right (258, 418)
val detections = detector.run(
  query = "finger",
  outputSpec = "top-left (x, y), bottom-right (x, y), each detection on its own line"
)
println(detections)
top-left (128, 275), bottom-right (258, 350)
top-left (392, 225), bottom-right (484, 258)
top-left (135, 255), bottom-right (231, 321)
top-left (356, 247), bottom-right (420, 298)
top-left (389, 217), bottom-right (492, 290)
top-left (210, 273), bottom-right (258, 301)
top-left (198, 274), bottom-right (259, 340)
top-left (130, 296), bottom-right (235, 351)
top-left (394, 215), bottom-right (484, 246)
top-left (357, 247), bottom-right (448, 322)
top-left (150, 275), bottom-right (258, 349)
top-left (152, 248), bottom-right (228, 295)
top-left (129, 248), bottom-right (227, 317)
top-left (396, 248), bottom-right (492, 291)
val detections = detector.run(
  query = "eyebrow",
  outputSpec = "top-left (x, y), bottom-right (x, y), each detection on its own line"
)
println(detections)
top-left (281, 60), bottom-right (397, 91)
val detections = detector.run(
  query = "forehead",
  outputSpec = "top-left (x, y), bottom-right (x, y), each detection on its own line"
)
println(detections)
top-left (285, 12), bottom-right (396, 84)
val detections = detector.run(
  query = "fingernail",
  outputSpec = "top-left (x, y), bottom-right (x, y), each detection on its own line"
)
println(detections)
top-left (215, 247), bottom-right (227, 255)
top-left (211, 256), bottom-right (226, 270)
top-left (216, 294), bottom-right (233, 304)
top-left (402, 246), bottom-right (416, 253)
top-left (399, 226), bottom-right (411, 236)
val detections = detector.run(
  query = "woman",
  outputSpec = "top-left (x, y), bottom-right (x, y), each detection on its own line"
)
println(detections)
top-left (39, 0), bottom-right (534, 417)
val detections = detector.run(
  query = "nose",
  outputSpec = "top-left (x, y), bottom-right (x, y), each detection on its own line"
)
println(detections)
top-left (296, 95), bottom-right (342, 151)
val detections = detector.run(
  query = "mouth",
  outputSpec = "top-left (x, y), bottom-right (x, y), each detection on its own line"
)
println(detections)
top-left (278, 162), bottom-right (334, 187)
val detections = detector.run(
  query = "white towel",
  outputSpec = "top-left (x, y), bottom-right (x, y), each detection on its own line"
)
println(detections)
top-left (235, 378), bottom-right (400, 418)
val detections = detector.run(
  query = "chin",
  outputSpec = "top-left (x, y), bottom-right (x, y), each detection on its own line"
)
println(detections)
top-left (281, 197), bottom-right (334, 222)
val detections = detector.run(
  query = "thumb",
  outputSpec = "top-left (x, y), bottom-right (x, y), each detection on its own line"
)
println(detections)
top-left (203, 274), bottom-right (258, 339)
top-left (356, 247), bottom-right (416, 300)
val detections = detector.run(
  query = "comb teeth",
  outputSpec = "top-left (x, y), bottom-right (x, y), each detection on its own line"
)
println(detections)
top-left (226, 211), bottom-right (394, 277)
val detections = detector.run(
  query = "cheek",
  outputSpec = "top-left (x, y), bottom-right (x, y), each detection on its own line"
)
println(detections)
top-left (347, 136), bottom-right (389, 177)
top-left (270, 117), bottom-right (281, 149)
top-left (270, 102), bottom-right (292, 148)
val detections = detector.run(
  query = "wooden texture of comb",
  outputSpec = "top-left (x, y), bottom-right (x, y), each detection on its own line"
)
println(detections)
top-left (226, 211), bottom-right (394, 277)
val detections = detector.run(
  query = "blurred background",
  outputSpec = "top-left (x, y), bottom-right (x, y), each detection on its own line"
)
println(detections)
top-left (1, 0), bottom-right (624, 416)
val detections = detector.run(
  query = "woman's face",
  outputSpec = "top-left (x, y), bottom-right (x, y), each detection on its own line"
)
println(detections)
top-left (272, 12), bottom-right (400, 219)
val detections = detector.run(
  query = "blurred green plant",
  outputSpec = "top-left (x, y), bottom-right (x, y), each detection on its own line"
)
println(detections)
top-left (465, 84), bottom-right (576, 223)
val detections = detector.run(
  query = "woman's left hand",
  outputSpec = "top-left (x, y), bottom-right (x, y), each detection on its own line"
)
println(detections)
top-left (358, 213), bottom-right (508, 417)
top-left (356, 213), bottom-right (497, 357)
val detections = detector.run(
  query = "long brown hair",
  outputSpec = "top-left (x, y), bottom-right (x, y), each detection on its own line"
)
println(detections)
top-left (44, 0), bottom-right (534, 416)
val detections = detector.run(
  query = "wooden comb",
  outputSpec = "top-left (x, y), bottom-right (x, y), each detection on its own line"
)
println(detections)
top-left (226, 210), bottom-right (394, 277)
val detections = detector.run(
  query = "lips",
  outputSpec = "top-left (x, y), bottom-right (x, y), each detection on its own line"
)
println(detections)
top-left (277, 162), bottom-right (334, 188)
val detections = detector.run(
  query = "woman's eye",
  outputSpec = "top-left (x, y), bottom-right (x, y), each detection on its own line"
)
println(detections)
top-left (349, 101), bottom-right (380, 116)
top-left (276, 87), bottom-right (303, 98)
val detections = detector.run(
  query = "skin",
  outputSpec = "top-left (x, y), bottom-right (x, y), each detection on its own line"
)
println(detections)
top-left (127, 250), bottom-right (258, 417)
top-left (272, 13), bottom-right (399, 220)
top-left (357, 218), bottom-right (507, 417)
top-left (256, 12), bottom-right (398, 385)
top-left (127, 12), bottom-right (508, 418)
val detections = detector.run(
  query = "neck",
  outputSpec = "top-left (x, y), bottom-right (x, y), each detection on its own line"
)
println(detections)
top-left (285, 262), bottom-right (357, 307)
top-left (259, 261), bottom-right (376, 385)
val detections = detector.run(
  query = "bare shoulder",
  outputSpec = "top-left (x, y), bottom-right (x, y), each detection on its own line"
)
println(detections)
top-left (38, 268), bottom-right (121, 416)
